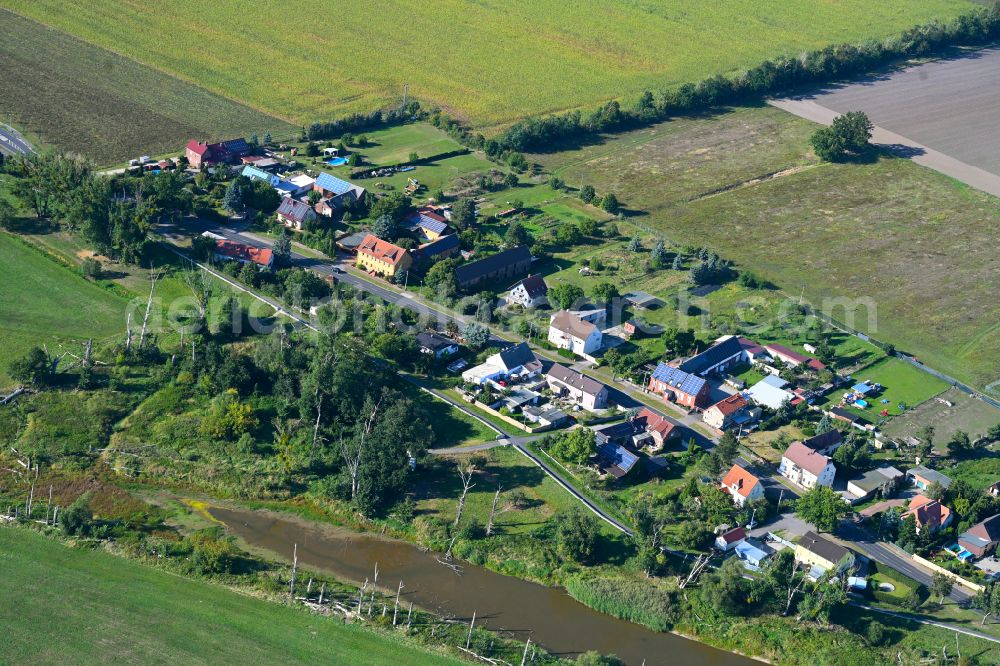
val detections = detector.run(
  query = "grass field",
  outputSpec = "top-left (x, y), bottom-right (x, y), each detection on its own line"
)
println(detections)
top-left (0, 10), bottom-right (295, 165)
top-left (0, 527), bottom-right (461, 665)
top-left (0, 1), bottom-right (973, 129)
top-left (534, 105), bottom-right (1000, 392)
top-left (821, 357), bottom-right (949, 418)
top-left (0, 233), bottom-right (127, 386)
top-left (882, 387), bottom-right (1000, 448)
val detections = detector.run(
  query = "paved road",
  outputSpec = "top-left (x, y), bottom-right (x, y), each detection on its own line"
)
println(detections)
top-left (839, 521), bottom-right (973, 604)
top-left (850, 602), bottom-right (999, 645)
top-left (0, 123), bottom-right (33, 156)
top-left (770, 94), bottom-right (1000, 199)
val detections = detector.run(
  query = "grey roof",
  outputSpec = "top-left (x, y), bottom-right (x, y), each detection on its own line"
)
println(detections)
top-left (679, 336), bottom-right (744, 375)
top-left (277, 197), bottom-right (312, 222)
top-left (848, 466), bottom-right (904, 494)
top-left (510, 274), bottom-right (548, 298)
top-left (455, 245), bottom-right (531, 286)
top-left (416, 331), bottom-right (456, 351)
top-left (550, 311), bottom-right (598, 341)
top-left (414, 233), bottom-right (460, 259)
top-left (802, 429), bottom-right (843, 453)
top-left (546, 363), bottom-right (606, 397)
top-left (960, 514), bottom-right (1000, 549)
top-left (623, 291), bottom-right (664, 308)
top-left (650, 363), bottom-right (706, 397)
top-left (798, 531), bottom-right (852, 566)
top-left (315, 172), bottom-right (355, 195)
top-left (496, 342), bottom-right (537, 371)
top-left (597, 441), bottom-right (639, 477)
top-left (906, 466), bottom-right (953, 488)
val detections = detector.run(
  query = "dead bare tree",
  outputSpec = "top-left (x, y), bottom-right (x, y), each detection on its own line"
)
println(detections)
top-left (138, 268), bottom-right (162, 349)
top-left (339, 398), bottom-right (380, 500)
top-left (485, 484), bottom-right (516, 537)
top-left (678, 553), bottom-right (712, 589)
top-left (453, 462), bottom-right (477, 528)
top-left (392, 580), bottom-right (403, 625)
top-left (289, 543), bottom-right (298, 598)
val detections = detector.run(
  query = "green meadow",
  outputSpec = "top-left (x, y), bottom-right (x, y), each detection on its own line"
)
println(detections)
top-left (0, 0), bottom-right (973, 127)
top-left (0, 528), bottom-right (462, 666)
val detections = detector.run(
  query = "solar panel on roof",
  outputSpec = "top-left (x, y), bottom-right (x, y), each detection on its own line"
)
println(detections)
top-left (315, 172), bottom-right (353, 195)
top-left (597, 442), bottom-right (638, 473)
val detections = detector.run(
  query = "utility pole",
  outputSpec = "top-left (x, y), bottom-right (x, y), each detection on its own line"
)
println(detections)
top-left (777, 488), bottom-right (785, 513)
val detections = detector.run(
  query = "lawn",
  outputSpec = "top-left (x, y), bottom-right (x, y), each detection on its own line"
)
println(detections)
top-left (0, 10), bottom-right (295, 166)
top-left (534, 105), bottom-right (1000, 393)
top-left (821, 357), bottom-right (949, 419)
top-left (0, 1), bottom-right (972, 128)
top-left (0, 233), bottom-right (128, 386)
top-left (354, 124), bottom-right (466, 166)
top-left (0, 528), bottom-right (461, 666)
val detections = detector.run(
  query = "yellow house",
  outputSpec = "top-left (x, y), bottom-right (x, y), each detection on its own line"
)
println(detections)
top-left (356, 234), bottom-right (412, 278)
top-left (794, 531), bottom-right (855, 575)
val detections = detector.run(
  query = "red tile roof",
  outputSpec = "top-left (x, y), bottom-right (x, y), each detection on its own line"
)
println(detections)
top-left (783, 441), bottom-right (833, 477)
top-left (708, 393), bottom-right (748, 417)
top-left (904, 495), bottom-right (951, 530)
top-left (358, 234), bottom-right (409, 266)
top-left (737, 336), bottom-right (766, 356)
top-left (718, 526), bottom-right (746, 544)
top-left (633, 407), bottom-right (676, 440)
top-left (765, 343), bottom-right (809, 364)
top-left (214, 239), bottom-right (272, 267)
top-left (186, 140), bottom-right (209, 156)
top-left (721, 464), bottom-right (761, 499)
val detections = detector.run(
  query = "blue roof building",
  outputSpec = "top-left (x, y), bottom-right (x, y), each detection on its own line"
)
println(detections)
top-left (597, 441), bottom-right (639, 478)
top-left (734, 538), bottom-right (772, 570)
top-left (241, 165), bottom-right (280, 187)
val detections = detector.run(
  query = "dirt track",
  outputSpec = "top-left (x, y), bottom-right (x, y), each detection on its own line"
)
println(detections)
top-left (771, 47), bottom-right (1000, 197)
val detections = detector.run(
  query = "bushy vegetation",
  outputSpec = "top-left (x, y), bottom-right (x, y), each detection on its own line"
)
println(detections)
top-left (565, 576), bottom-right (682, 632)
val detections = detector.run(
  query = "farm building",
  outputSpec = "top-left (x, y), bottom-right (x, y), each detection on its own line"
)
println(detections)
top-left (765, 343), bottom-right (826, 371)
top-left (746, 375), bottom-right (795, 410)
top-left (356, 234), bottom-right (412, 278)
top-left (455, 245), bottom-right (532, 290)
top-left (185, 137), bottom-right (251, 168)
top-left (277, 174), bottom-right (316, 199)
top-left (680, 336), bottom-right (745, 376)
top-left (276, 197), bottom-right (316, 230)
top-left (647, 363), bottom-right (710, 409)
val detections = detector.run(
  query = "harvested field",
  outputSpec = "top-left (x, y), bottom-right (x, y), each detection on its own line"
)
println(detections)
top-left (535, 106), bottom-right (1000, 392)
top-left (0, 10), bottom-right (295, 165)
top-left (0, 0), bottom-right (972, 127)
top-left (882, 387), bottom-right (1000, 447)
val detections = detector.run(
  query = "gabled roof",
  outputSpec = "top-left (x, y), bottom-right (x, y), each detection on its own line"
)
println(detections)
top-left (633, 407), bottom-right (675, 440)
top-left (214, 239), bottom-right (272, 267)
top-left (736, 336), bottom-right (766, 356)
top-left (765, 343), bottom-right (809, 364)
top-left (801, 429), bottom-right (843, 453)
top-left (186, 140), bottom-right (209, 156)
top-left (906, 466), bottom-right (952, 488)
top-left (550, 311), bottom-right (598, 341)
top-left (510, 274), bottom-right (548, 299)
top-left (679, 336), bottom-right (744, 375)
top-left (963, 514), bottom-right (1000, 546)
top-left (414, 233), bottom-right (460, 259)
top-left (277, 197), bottom-right (313, 222)
top-left (718, 526), bottom-right (746, 544)
top-left (315, 172), bottom-right (356, 195)
top-left (708, 393), bottom-right (748, 417)
top-left (404, 210), bottom-right (449, 235)
top-left (798, 531), bottom-right (851, 566)
top-left (597, 441), bottom-right (638, 477)
top-left (242, 164), bottom-right (278, 185)
top-left (416, 331), bottom-right (456, 352)
top-left (221, 138), bottom-right (250, 155)
top-left (495, 342), bottom-right (537, 372)
top-left (650, 363), bottom-right (706, 397)
top-left (358, 234), bottom-right (409, 266)
top-left (721, 464), bottom-right (761, 499)
top-left (455, 246), bottom-right (531, 286)
top-left (903, 495), bottom-right (951, 529)
top-left (546, 363), bottom-right (606, 397)
top-left (782, 441), bottom-right (833, 477)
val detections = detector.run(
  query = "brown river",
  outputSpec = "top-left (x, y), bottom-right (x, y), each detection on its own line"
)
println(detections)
top-left (209, 506), bottom-right (754, 666)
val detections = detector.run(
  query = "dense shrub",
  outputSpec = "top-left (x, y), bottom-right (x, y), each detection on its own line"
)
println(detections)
top-left (565, 575), bottom-right (683, 632)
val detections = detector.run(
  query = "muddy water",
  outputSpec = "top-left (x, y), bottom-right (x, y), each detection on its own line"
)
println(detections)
top-left (210, 506), bottom-right (753, 666)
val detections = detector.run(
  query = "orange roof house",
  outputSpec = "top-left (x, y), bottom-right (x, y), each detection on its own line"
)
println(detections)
top-left (720, 464), bottom-right (764, 507)
top-left (356, 234), bottom-right (412, 278)
top-left (902, 495), bottom-right (952, 534)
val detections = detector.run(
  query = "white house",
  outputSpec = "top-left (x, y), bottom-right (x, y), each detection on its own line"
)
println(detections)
top-left (720, 464), bottom-right (765, 507)
top-left (548, 311), bottom-right (603, 356)
top-left (715, 526), bottom-right (746, 552)
top-left (462, 342), bottom-right (541, 385)
top-left (505, 275), bottom-right (549, 309)
top-left (779, 441), bottom-right (836, 489)
top-left (276, 197), bottom-right (316, 230)
top-left (545, 364), bottom-right (609, 411)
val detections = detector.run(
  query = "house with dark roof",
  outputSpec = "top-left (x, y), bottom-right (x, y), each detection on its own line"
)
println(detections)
top-left (403, 209), bottom-right (450, 241)
top-left (906, 466), bottom-right (952, 491)
top-left (732, 336), bottom-right (769, 362)
top-left (799, 429), bottom-right (844, 456)
top-left (548, 311), bottom-right (603, 356)
top-left (506, 275), bottom-right (549, 309)
top-left (416, 331), bottom-right (459, 359)
top-left (795, 531), bottom-right (855, 575)
top-left (455, 245), bottom-right (532, 290)
top-left (959, 514), bottom-right (1000, 559)
top-left (545, 364), bottom-right (608, 411)
top-left (596, 441), bottom-right (639, 479)
top-left (313, 172), bottom-right (366, 207)
top-left (846, 465), bottom-right (903, 501)
top-left (779, 441), bottom-right (836, 488)
top-left (647, 363), bottom-right (710, 409)
top-left (213, 239), bottom-right (273, 270)
top-left (680, 336), bottom-right (745, 376)
top-left (276, 197), bottom-right (316, 230)
top-left (356, 234), bottom-right (412, 278)
top-left (186, 138), bottom-right (251, 168)
top-left (412, 233), bottom-right (461, 263)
